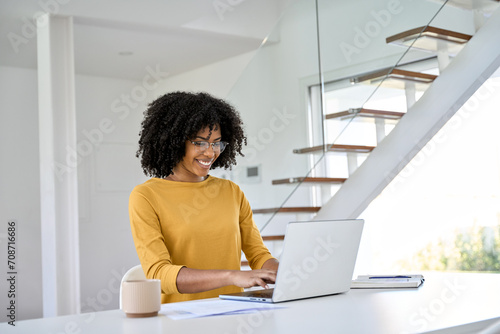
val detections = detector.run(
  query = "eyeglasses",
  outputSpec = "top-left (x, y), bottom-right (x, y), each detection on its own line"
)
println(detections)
top-left (189, 141), bottom-right (228, 154)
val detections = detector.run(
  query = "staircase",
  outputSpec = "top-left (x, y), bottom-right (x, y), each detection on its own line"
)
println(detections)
top-left (246, 1), bottom-right (500, 264)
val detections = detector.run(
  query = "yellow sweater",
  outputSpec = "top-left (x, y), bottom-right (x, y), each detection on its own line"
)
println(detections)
top-left (129, 176), bottom-right (275, 303)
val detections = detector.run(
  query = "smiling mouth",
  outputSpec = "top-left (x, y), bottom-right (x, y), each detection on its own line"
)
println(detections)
top-left (196, 159), bottom-right (213, 168)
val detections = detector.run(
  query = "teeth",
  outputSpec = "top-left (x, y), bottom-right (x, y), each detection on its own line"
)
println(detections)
top-left (197, 160), bottom-right (212, 166)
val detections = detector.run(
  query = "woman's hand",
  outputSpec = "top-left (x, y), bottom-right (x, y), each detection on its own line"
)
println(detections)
top-left (176, 267), bottom-right (277, 294)
top-left (229, 269), bottom-right (277, 289)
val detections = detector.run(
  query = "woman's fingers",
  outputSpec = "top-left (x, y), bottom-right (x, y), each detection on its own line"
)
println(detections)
top-left (231, 269), bottom-right (277, 289)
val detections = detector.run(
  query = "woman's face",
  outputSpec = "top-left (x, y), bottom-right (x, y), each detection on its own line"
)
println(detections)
top-left (172, 125), bottom-right (222, 182)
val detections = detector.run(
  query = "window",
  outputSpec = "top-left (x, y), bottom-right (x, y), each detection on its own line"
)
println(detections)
top-left (357, 69), bottom-right (500, 273)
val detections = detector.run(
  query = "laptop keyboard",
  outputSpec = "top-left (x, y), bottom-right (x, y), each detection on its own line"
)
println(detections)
top-left (249, 289), bottom-right (274, 299)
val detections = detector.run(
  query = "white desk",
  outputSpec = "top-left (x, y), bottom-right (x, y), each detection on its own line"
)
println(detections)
top-left (2, 272), bottom-right (500, 334)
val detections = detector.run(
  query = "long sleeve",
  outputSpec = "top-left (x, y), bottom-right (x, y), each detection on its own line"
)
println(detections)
top-left (129, 188), bottom-right (184, 295)
top-left (238, 188), bottom-right (276, 269)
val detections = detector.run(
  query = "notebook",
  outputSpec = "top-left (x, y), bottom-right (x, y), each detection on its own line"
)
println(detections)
top-left (351, 274), bottom-right (424, 288)
top-left (219, 219), bottom-right (364, 303)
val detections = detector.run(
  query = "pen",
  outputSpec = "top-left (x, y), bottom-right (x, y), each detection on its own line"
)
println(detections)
top-left (368, 276), bottom-right (412, 279)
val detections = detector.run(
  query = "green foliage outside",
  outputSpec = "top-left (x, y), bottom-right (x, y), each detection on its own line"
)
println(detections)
top-left (401, 225), bottom-right (500, 272)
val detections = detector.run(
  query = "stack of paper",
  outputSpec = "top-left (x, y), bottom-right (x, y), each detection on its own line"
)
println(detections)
top-left (160, 299), bottom-right (285, 320)
top-left (351, 274), bottom-right (424, 289)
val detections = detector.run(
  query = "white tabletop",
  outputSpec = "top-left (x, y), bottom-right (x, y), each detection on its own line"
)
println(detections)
top-left (2, 272), bottom-right (500, 334)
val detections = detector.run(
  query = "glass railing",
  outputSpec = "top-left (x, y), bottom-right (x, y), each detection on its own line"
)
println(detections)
top-left (223, 0), bottom-right (493, 241)
top-left (224, 0), bottom-right (323, 237)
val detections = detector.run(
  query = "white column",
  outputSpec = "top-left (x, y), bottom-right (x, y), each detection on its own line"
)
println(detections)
top-left (319, 184), bottom-right (333, 205)
top-left (37, 14), bottom-right (80, 317)
top-left (405, 81), bottom-right (416, 109)
top-left (346, 152), bottom-right (358, 176)
top-left (437, 40), bottom-right (451, 73)
top-left (437, 49), bottom-right (451, 73)
top-left (375, 118), bottom-right (386, 143)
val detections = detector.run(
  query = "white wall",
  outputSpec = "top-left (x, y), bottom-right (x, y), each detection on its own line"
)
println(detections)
top-left (226, 0), bottom-right (322, 232)
top-left (75, 73), bottom-right (155, 313)
top-left (0, 66), bottom-right (158, 320)
top-left (0, 66), bottom-right (43, 321)
top-left (154, 51), bottom-right (256, 99)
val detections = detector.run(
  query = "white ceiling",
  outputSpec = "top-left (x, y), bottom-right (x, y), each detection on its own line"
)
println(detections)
top-left (0, 0), bottom-right (291, 80)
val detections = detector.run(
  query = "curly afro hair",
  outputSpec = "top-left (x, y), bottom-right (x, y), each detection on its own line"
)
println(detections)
top-left (137, 91), bottom-right (247, 178)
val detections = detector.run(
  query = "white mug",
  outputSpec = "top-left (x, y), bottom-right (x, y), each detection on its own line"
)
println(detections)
top-left (121, 279), bottom-right (161, 318)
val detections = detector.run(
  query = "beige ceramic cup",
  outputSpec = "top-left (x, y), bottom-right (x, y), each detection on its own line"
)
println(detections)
top-left (121, 279), bottom-right (161, 318)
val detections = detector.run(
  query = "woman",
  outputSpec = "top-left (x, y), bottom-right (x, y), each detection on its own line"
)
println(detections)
top-left (129, 91), bottom-right (279, 304)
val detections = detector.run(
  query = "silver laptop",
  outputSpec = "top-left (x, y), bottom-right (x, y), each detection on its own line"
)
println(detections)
top-left (219, 219), bottom-right (364, 303)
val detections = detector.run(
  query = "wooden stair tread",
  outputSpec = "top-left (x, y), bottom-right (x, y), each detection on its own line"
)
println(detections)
top-left (386, 26), bottom-right (472, 54)
top-left (386, 26), bottom-right (472, 45)
top-left (261, 235), bottom-right (285, 241)
top-left (293, 144), bottom-right (376, 154)
top-left (325, 108), bottom-right (405, 120)
top-left (253, 206), bottom-right (321, 214)
top-left (352, 68), bottom-right (437, 85)
top-left (272, 177), bottom-right (347, 185)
